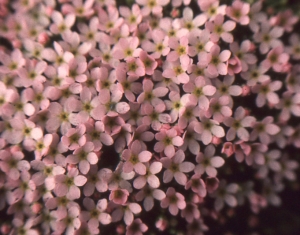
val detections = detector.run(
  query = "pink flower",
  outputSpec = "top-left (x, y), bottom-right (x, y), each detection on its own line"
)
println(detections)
top-left (116, 64), bottom-right (143, 102)
top-left (226, 0), bottom-right (250, 25)
top-left (180, 121), bottom-right (202, 155)
top-left (62, 0), bottom-right (95, 18)
top-left (213, 75), bottom-right (243, 100)
top-left (223, 106), bottom-right (256, 141)
top-left (253, 22), bottom-right (283, 54)
top-left (286, 34), bottom-right (300, 60)
top-left (205, 14), bottom-right (236, 43)
top-left (126, 57), bottom-right (145, 77)
top-left (61, 124), bottom-right (86, 150)
top-left (133, 161), bottom-right (162, 189)
top-left (80, 198), bottom-right (111, 229)
top-left (42, 42), bottom-right (74, 67)
top-left (167, 36), bottom-right (191, 62)
top-left (60, 31), bottom-right (92, 61)
top-left (5, 118), bottom-right (43, 145)
top-left (194, 117), bottom-right (225, 145)
top-left (122, 140), bottom-right (152, 175)
top-left (49, 11), bottom-right (75, 35)
top-left (251, 80), bottom-right (282, 107)
top-left (109, 188), bottom-right (129, 205)
top-left (139, 50), bottom-right (157, 75)
top-left (248, 0), bottom-right (267, 33)
top-left (240, 65), bottom-right (270, 86)
top-left (85, 120), bottom-right (113, 151)
top-left (250, 116), bottom-right (280, 145)
top-left (230, 40), bottom-right (257, 72)
top-left (233, 140), bottom-right (251, 163)
top-left (112, 37), bottom-right (141, 61)
top-left (185, 174), bottom-right (207, 197)
top-left (46, 97), bottom-right (81, 134)
top-left (16, 59), bottom-right (47, 88)
top-left (183, 76), bottom-right (216, 111)
top-left (98, 5), bottom-right (123, 32)
top-left (161, 149), bottom-right (195, 185)
top-left (246, 143), bottom-right (268, 166)
top-left (126, 219), bottom-right (148, 235)
top-left (142, 102), bottom-right (171, 131)
top-left (111, 202), bottom-right (141, 225)
top-left (270, 9), bottom-right (298, 33)
top-left (162, 58), bottom-right (191, 84)
top-left (205, 96), bottom-right (232, 123)
top-left (77, 17), bottom-right (101, 48)
top-left (195, 144), bottom-right (225, 177)
top-left (188, 29), bottom-right (213, 59)
top-left (135, 185), bottom-right (166, 211)
top-left (205, 44), bottom-right (231, 77)
top-left (181, 202), bottom-right (201, 223)
top-left (261, 46), bottom-right (290, 73)
top-left (154, 128), bottom-right (184, 158)
top-left (97, 89), bottom-right (130, 118)
top-left (255, 149), bottom-right (282, 179)
top-left (161, 187), bottom-right (186, 216)
top-left (136, 0), bottom-right (170, 16)
top-left (7, 170), bottom-right (36, 204)
top-left (119, 4), bottom-right (143, 32)
top-left (164, 91), bottom-right (191, 123)
top-left (141, 29), bottom-right (170, 59)
top-left (178, 7), bottom-right (207, 34)
top-left (0, 49), bottom-right (25, 74)
top-left (137, 78), bottom-right (168, 106)
top-left (198, 0), bottom-right (226, 20)
top-left (54, 206), bottom-right (81, 235)
top-left (30, 160), bottom-right (65, 190)
top-left (275, 91), bottom-right (300, 121)
top-left (0, 149), bottom-right (30, 180)
top-left (22, 134), bottom-right (53, 160)
top-left (54, 168), bottom-right (87, 200)
top-left (66, 142), bottom-right (98, 175)
top-left (212, 180), bottom-right (238, 211)
top-left (221, 142), bottom-right (235, 157)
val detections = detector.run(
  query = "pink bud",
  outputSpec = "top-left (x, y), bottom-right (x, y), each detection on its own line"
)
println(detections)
top-left (155, 217), bottom-right (168, 231)
top-left (160, 124), bottom-right (171, 131)
top-left (171, 8), bottom-right (180, 18)
top-left (1, 224), bottom-right (11, 234)
top-left (156, 58), bottom-right (163, 67)
top-left (38, 33), bottom-right (50, 45)
top-left (31, 202), bottom-right (42, 214)
top-left (241, 85), bottom-right (250, 96)
top-left (191, 194), bottom-right (204, 204)
top-left (0, 46), bottom-right (7, 53)
top-left (211, 136), bottom-right (221, 145)
top-left (12, 39), bottom-right (22, 49)
top-left (67, 164), bottom-right (77, 171)
top-left (0, 4), bottom-right (8, 17)
top-left (221, 142), bottom-right (235, 157)
top-left (247, 43), bottom-right (255, 53)
top-left (45, 6), bottom-right (54, 16)
top-left (116, 224), bottom-right (125, 234)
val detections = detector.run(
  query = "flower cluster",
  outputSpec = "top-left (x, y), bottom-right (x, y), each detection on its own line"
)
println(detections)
top-left (0, 0), bottom-right (300, 234)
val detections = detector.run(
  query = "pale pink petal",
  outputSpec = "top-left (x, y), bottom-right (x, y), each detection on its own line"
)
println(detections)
top-left (179, 162), bottom-right (195, 172)
top-left (134, 176), bottom-right (146, 189)
top-left (74, 175), bottom-right (87, 186)
top-left (147, 175), bottom-right (160, 188)
top-left (149, 162), bottom-right (162, 174)
top-left (211, 157), bottom-right (225, 167)
top-left (144, 196), bottom-right (154, 211)
top-left (174, 172), bottom-right (187, 185)
top-left (138, 151), bottom-right (152, 162)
